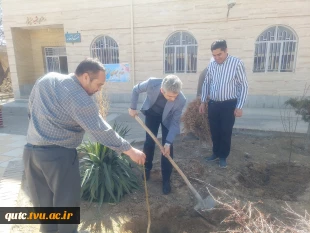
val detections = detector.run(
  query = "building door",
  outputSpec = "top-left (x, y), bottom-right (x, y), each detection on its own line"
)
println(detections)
top-left (44, 47), bottom-right (68, 74)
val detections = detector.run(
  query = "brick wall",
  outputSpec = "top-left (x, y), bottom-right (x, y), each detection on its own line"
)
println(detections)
top-left (2, 0), bottom-right (310, 106)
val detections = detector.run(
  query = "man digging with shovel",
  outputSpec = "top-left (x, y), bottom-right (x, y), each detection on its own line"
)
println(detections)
top-left (128, 75), bottom-right (186, 195)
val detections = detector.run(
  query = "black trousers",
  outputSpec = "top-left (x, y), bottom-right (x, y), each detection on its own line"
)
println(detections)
top-left (23, 144), bottom-right (80, 233)
top-left (143, 113), bottom-right (173, 182)
top-left (208, 99), bottom-right (237, 159)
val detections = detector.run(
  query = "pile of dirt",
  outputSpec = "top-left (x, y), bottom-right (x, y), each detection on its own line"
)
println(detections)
top-left (238, 162), bottom-right (310, 201)
top-left (120, 207), bottom-right (213, 233)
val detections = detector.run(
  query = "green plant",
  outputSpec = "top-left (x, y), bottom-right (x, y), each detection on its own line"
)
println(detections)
top-left (78, 123), bottom-right (141, 205)
top-left (285, 96), bottom-right (310, 152)
top-left (279, 102), bottom-right (300, 172)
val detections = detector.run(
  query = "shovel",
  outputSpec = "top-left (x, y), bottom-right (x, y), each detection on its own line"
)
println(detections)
top-left (134, 115), bottom-right (215, 211)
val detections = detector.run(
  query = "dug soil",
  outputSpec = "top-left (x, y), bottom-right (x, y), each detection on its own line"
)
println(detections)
top-left (12, 129), bottom-right (310, 233)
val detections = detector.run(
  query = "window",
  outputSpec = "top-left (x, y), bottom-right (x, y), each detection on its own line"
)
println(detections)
top-left (253, 25), bottom-right (298, 73)
top-left (90, 35), bottom-right (119, 64)
top-left (164, 31), bottom-right (198, 73)
top-left (44, 47), bottom-right (68, 74)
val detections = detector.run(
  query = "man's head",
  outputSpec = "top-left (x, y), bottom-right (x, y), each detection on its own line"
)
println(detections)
top-left (160, 75), bottom-right (182, 102)
top-left (75, 58), bottom-right (106, 95)
top-left (211, 40), bottom-right (228, 64)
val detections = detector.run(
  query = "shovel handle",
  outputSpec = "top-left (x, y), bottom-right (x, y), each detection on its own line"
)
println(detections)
top-left (134, 115), bottom-right (204, 203)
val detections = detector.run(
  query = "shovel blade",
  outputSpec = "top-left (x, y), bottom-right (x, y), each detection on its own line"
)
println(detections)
top-left (194, 195), bottom-right (216, 211)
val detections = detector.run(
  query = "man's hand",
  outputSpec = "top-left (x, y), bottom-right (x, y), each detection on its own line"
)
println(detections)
top-left (162, 144), bottom-right (171, 157)
top-left (199, 103), bottom-right (206, 114)
top-left (124, 147), bottom-right (146, 165)
top-left (234, 108), bottom-right (243, 117)
top-left (128, 108), bottom-right (138, 117)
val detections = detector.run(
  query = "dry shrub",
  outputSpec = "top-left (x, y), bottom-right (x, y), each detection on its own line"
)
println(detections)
top-left (0, 77), bottom-right (12, 93)
top-left (95, 86), bottom-right (109, 119)
top-left (214, 199), bottom-right (290, 233)
top-left (181, 97), bottom-right (211, 143)
top-left (205, 185), bottom-right (309, 233)
top-left (283, 203), bottom-right (310, 233)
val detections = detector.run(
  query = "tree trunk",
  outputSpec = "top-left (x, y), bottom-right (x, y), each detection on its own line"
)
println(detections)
top-left (306, 122), bottom-right (310, 154)
top-left (0, 61), bottom-right (5, 86)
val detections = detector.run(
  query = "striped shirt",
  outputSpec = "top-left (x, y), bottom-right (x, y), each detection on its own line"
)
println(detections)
top-left (201, 55), bottom-right (248, 109)
top-left (27, 72), bottom-right (131, 152)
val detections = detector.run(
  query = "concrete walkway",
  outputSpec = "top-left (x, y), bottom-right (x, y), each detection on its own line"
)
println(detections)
top-left (0, 133), bottom-right (25, 177)
top-left (1, 100), bottom-right (308, 136)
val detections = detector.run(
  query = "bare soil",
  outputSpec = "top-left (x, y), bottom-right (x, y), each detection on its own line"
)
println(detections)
top-left (11, 129), bottom-right (310, 233)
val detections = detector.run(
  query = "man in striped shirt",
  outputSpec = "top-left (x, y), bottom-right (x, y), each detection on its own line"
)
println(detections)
top-left (199, 40), bottom-right (248, 168)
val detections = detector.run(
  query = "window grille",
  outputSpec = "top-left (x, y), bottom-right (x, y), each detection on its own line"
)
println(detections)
top-left (90, 35), bottom-right (119, 64)
top-left (44, 47), bottom-right (67, 73)
top-left (164, 31), bottom-right (198, 73)
top-left (253, 26), bottom-right (298, 73)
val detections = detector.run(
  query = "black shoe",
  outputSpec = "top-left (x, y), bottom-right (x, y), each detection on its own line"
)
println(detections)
top-left (205, 154), bottom-right (219, 162)
top-left (162, 181), bottom-right (171, 195)
top-left (219, 159), bottom-right (227, 168)
top-left (142, 170), bottom-right (150, 181)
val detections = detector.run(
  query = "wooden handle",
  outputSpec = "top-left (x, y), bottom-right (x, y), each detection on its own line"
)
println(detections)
top-left (135, 115), bottom-right (204, 203)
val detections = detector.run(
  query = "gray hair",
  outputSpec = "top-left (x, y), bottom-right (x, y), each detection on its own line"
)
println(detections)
top-left (161, 75), bottom-right (182, 93)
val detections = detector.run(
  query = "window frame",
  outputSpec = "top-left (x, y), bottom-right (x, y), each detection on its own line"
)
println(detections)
top-left (163, 31), bottom-right (198, 74)
top-left (90, 35), bottom-right (120, 64)
top-left (253, 25), bottom-right (298, 73)
top-left (44, 47), bottom-right (67, 74)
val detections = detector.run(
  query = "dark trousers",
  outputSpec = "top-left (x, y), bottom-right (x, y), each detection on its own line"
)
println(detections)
top-left (208, 99), bottom-right (237, 159)
top-left (143, 113), bottom-right (174, 182)
top-left (23, 144), bottom-right (81, 233)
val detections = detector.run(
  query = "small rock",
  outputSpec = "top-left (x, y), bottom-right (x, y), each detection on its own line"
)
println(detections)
top-left (244, 152), bottom-right (250, 159)
top-left (255, 189), bottom-right (265, 196)
top-left (297, 195), bottom-right (310, 202)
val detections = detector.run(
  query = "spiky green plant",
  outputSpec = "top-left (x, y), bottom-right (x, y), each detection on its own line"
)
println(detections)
top-left (78, 123), bottom-right (141, 205)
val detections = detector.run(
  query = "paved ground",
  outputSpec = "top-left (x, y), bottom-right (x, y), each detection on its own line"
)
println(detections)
top-left (0, 134), bottom-right (25, 176)
top-left (1, 100), bottom-right (308, 136)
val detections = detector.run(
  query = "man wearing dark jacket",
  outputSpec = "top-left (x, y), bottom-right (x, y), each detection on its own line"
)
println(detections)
top-left (129, 75), bottom-right (186, 194)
